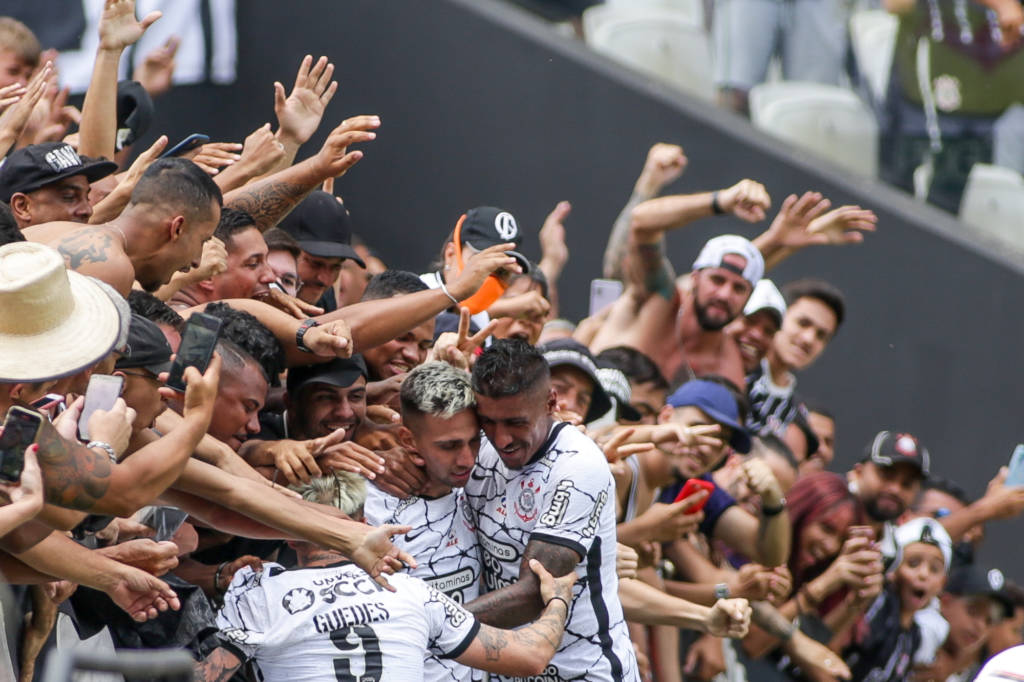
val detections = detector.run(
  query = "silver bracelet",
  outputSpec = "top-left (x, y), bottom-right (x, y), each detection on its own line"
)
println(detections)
top-left (87, 441), bottom-right (118, 462)
top-left (438, 280), bottom-right (460, 307)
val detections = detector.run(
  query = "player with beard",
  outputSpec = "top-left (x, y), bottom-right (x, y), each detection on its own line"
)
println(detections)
top-left (589, 177), bottom-right (770, 388)
top-left (848, 431), bottom-right (931, 567)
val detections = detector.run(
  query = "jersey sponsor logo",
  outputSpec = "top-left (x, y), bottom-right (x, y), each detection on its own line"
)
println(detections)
top-left (281, 587), bottom-right (316, 614)
top-left (479, 534), bottom-right (520, 591)
top-left (539, 479), bottom-right (573, 527)
top-left (582, 490), bottom-right (608, 538)
top-left (512, 663), bottom-right (562, 681)
top-left (423, 567), bottom-right (476, 603)
top-left (431, 588), bottom-right (469, 627)
top-left (514, 479), bottom-right (541, 522)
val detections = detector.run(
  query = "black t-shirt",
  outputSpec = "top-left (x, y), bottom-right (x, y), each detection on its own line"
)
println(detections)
top-left (843, 584), bottom-right (921, 682)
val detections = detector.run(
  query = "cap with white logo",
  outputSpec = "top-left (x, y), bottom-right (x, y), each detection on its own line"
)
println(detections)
top-left (0, 142), bottom-right (118, 203)
top-left (457, 206), bottom-right (530, 273)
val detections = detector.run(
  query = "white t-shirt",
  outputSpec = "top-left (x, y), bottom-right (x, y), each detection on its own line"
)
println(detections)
top-left (364, 486), bottom-right (483, 682)
top-left (974, 644), bottom-right (1024, 681)
top-left (216, 562), bottom-right (478, 682)
top-left (464, 421), bottom-right (640, 681)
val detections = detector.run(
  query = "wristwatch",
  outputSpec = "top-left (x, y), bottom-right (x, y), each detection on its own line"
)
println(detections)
top-left (295, 318), bottom-right (319, 353)
top-left (714, 582), bottom-right (731, 600)
top-left (761, 497), bottom-right (787, 517)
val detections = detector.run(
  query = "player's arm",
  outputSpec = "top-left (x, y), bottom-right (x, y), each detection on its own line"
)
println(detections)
top-left (457, 560), bottom-right (574, 677)
top-left (464, 539), bottom-right (580, 628)
top-left (193, 647), bottom-right (244, 682)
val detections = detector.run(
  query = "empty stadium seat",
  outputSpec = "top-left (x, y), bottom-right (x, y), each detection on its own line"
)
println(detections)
top-left (959, 163), bottom-right (1024, 243)
top-left (749, 82), bottom-right (880, 177)
top-left (582, 5), bottom-right (713, 101)
top-left (849, 10), bottom-right (899, 105)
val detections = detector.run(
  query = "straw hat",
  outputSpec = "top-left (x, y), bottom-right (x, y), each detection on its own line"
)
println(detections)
top-left (0, 242), bottom-right (121, 382)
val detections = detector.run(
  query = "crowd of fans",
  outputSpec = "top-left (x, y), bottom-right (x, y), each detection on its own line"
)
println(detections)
top-left (0, 1), bottom-right (1023, 681)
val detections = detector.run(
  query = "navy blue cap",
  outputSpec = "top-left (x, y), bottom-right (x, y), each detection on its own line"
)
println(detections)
top-left (666, 379), bottom-right (751, 453)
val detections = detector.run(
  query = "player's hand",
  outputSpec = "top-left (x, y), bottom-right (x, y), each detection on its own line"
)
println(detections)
top-left (615, 543), bottom-right (639, 581)
top-left (350, 524), bottom-right (417, 591)
top-left (785, 630), bottom-right (851, 679)
top-left (217, 555), bottom-right (264, 593)
top-left (704, 598), bottom-right (751, 638)
top-left (87, 398), bottom-right (135, 456)
top-left (530, 558), bottom-right (577, 608)
top-left (717, 179), bottom-right (770, 222)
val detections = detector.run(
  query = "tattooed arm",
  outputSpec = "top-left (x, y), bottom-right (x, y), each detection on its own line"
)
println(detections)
top-left (223, 115), bottom-right (379, 231)
top-left (458, 559), bottom-right (574, 677)
top-left (464, 539), bottom-right (580, 628)
top-left (53, 228), bottom-right (135, 296)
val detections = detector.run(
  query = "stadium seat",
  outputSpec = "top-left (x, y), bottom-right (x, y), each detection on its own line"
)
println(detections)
top-left (582, 5), bottom-right (713, 101)
top-left (849, 10), bottom-right (899, 105)
top-left (959, 163), bottom-right (1024, 242)
top-left (749, 82), bottom-right (880, 177)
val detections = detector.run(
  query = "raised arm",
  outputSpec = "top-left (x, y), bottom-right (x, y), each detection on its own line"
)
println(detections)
top-left (79, 0), bottom-right (161, 160)
top-left (603, 143), bottom-right (688, 280)
top-left (711, 459), bottom-right (790, 566)
top-left (223, 116), bottom-right (378, 231)
top-left (619, 577), bottom-right (750, 635)
top-left (272, 55), bottom-right (338, 170)
top-left (457, 560), bottom-right (574, 677)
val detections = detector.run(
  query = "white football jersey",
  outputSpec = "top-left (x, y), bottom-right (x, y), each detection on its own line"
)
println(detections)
top-left (216, 562), bottom-right (478, 682)
top-left (364, 486), bottom-right (483, 682)
top-left (464, 422), bottom-right (640, 681)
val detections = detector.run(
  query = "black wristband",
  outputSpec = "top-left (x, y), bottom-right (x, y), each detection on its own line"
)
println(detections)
top-left (711, 191), bottom-right (725, 215)
top-left (544, 596), bottom-right (570, 612)
top-left (761, 497), bottom-right (786, 517)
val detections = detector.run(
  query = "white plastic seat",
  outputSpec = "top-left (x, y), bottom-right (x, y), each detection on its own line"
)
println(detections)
top-left (849, 9), bottom-right (899, 104)
top-left (749, 82), bottom-right (880, 177)
top-left (959, 163), bottom-right (1024, 243)
top-left (583, 5), bottom-right (713, 101)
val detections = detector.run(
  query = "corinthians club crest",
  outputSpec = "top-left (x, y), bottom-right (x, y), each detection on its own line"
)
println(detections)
top-left (515, 479), bottom-right (541, 522)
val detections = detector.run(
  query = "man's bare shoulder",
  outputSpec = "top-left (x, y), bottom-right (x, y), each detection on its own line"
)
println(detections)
top-left (21, 221), bottom-right (85, 244)
top-left (39, 225), bottom-right (135, 296)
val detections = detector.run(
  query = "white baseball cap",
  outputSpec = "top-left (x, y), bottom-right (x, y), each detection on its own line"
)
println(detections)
top-left (691, 235), bottom-right (764, 287)
top-left (743, 279), bottom-right (787, 324)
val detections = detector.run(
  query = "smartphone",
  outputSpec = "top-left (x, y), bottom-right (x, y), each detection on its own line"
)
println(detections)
top-left (78, 374), bottom-right (125, 441)
top-left (673, 478), bottom-right (716, 513)
top-left (166, 312), bottom-right (223, 392)
top-left (1006, 445), bottom-right (1024, 487)
top-left (0, 407), bottom-right (43, 482)
top-left (589, 279), bottom-right (624, 317)
top-left (159, 133), bottom-right (210, 159)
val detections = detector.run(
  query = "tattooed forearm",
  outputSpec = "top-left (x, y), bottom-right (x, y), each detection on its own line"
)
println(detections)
top-left (477, 625), bottom-right (510, 662)
top-left (514, 601), bottom-right (568, 652)
top-left (56, 230), bottom-right (113, 270)
top-left (194, 647), bottom-right (244, 682)
top-left (634, 241), bottom-right (676, 300)
top-left (225, 178), bottom-right (313, 232)
top-left (35, 418), bottom-right (111, 510)
top-left (751, 600), bottom-right (796, 640)
top-left (604, 191), bottom-right (647, 280)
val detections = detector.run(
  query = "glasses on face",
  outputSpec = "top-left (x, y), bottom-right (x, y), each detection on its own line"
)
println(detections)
top-left (278, 274), bottom-right (301, 291)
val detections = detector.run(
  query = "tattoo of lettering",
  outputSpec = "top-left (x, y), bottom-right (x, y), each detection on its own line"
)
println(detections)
top-left (56, 230), bottom-right (113, 270)
top-left (194, 647), bottom-right (244, 682)
top-left (35, 418), bottom-right (111, 510)
top-left (226, 179), bottom-right (312, 232)
top-left (635, 242), bottom-right (675, 300)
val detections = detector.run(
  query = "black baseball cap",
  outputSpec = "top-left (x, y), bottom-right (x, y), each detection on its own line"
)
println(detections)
top-left (863, 430), bottom-right (930, 477)
top-left (596, 367), bottom-right (643, 422)
top-left (115, 314), bottom-right (173, 376)
top-left (0, 142), bottom-right (118, 202)
top-left (459, 206), bottom-right (530, 273)
top-left (540, 338), bottom-right (612, 423)
top-left (287, 355), bottom-right (368, 394)
top-left (277, 191), bottom-right (365, 266)
top-left (947, 565), bottom-right (1015, 617)
top-left (115, 80), bottom-right (154, 152)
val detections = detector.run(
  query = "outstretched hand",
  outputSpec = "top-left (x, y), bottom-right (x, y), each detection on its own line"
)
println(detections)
top-left (349, 524), bottom-right (417, 591)
top-left (275, 55), bottom-right (338, 146)
top-left (98, 0), bottom-right (162, 52)
top-left (313, 115), bottom-right (380, 180)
